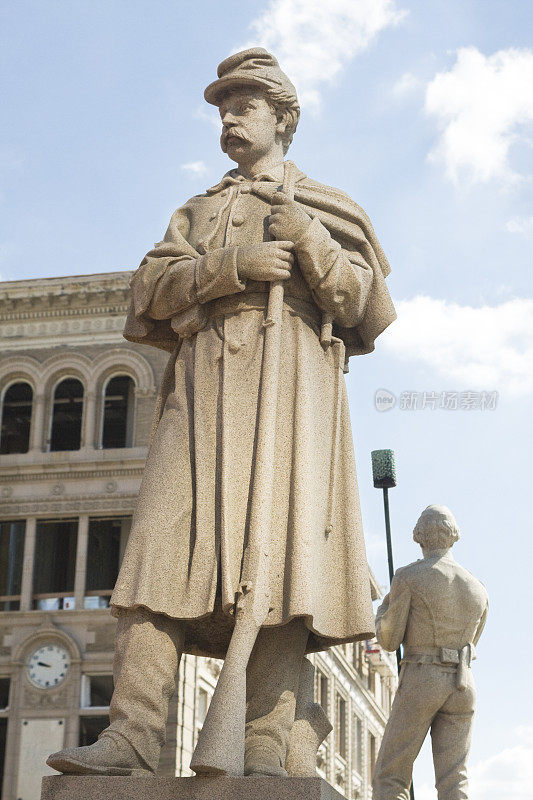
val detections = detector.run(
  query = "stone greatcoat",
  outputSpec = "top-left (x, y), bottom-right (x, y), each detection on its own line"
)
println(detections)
top-left (111, 162), bottom-right (396, 657)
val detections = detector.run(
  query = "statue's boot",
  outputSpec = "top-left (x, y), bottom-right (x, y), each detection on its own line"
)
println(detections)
top-left (47, 608), bottom-right (183, 776)
top-left (285, 657), bottom-right (333, 777)
top-left (45, 732), bottom-right (153, 776)
top-left (244, 619), bottom-right (309, 777)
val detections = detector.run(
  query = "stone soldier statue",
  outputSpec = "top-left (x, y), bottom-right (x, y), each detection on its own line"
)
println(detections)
top-left (372, 505), bottom-right (489, 800)
top-left (48, 48), bottom-right (395, 778)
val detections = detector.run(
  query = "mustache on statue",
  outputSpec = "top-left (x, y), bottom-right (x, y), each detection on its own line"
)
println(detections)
top-left (221, 126), bottom-right (251, 150)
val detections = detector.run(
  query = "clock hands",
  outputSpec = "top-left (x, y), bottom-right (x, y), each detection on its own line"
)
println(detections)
top-left (37, 661), bottom-right (51, 668)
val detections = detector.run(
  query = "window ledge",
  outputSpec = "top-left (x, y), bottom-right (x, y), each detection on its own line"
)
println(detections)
top-left (0, 608), bottom-right (115, 622)
top-left (0, 446), bottom-right (148, 470)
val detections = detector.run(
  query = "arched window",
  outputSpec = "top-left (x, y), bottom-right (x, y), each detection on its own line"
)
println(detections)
top-left (102, 376), bottom-right (135, 448)
top-left (0, 382), bottom-right (33, 454)
top-left (50, 378), bottom-right (84, 451)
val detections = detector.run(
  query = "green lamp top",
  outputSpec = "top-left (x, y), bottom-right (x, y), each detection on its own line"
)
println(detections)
top-left (371, 449), bottom-right (397, 489)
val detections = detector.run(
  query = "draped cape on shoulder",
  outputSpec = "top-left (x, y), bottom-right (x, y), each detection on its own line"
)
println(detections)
top-left (123, 172), bottom-right (396, 361)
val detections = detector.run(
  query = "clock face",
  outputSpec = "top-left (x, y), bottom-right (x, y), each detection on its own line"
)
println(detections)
top-left (26, 644), bottom-right (71, 689)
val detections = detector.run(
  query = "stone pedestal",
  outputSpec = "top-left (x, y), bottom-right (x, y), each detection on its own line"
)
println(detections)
top-left (41, 775), bottom-right (344, 800)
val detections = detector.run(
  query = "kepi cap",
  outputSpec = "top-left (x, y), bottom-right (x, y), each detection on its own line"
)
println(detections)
top-left (204, 47), bottom-right (299, 107)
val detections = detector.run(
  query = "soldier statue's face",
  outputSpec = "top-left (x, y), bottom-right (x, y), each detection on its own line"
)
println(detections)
top-left (219, 89), bottom-right (282, 166)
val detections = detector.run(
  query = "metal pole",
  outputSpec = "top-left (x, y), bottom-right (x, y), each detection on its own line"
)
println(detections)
top-left (373, 452), bottom-right (415, 800)
top-left (382, 487), bottom-right (402, 674)
top-left (383, 487), bottom-right (394, 585)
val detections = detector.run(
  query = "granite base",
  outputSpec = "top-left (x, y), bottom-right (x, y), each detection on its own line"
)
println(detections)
top-left (41, 775), bottom-right (345, 800)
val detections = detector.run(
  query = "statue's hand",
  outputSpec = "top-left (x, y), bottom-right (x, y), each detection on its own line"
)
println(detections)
top-left (237, 241), bottom-right (294, 282)
top-left (269, 193), bottom-right (312, 243)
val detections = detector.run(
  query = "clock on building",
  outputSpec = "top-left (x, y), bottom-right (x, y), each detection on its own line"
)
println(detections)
top-left (25, 644), bottom-right (71, 689)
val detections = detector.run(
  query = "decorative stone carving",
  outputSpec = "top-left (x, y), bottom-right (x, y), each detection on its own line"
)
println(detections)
top-left (0, 468), bottom-right (145, 484)
top-left (0, 494), bottom-right (138, 517)
top-left (0, 272), bottom-right (133, 352)
top-left (23, 685), bottom-right (69, 709)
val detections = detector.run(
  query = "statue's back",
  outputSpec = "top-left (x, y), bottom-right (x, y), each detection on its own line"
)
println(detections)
top-left (401, 556), bottom-right (488, 649)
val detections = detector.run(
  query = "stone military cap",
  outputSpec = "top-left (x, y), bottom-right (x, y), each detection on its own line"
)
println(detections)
top-left (204, 47), bottom-right (299, 108)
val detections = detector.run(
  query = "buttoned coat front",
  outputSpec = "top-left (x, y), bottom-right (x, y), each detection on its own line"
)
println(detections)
top-left (111, 163), bottom-right (396, 657)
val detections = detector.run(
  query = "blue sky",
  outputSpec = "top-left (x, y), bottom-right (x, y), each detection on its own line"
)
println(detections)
top-left (1, 1), bottom-right (532, 796)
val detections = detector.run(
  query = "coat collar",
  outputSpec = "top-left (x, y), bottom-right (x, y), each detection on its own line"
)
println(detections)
top-left (206, 161), bottom-right (306, 194)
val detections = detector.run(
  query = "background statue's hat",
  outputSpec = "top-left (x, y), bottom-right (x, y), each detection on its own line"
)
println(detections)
top-left (204, 47), bottom-right (298, 107)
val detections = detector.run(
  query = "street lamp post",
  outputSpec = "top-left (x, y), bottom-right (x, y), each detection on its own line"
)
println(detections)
top-left (371, 449), bottom-right (400, 669)
top-left (371, 448), bottom-right (415, 800)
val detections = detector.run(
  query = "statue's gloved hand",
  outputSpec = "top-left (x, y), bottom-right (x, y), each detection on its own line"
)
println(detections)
top-left (269, 193), bottom-right (312, 243)
top-left (237, 241), bottom-right (294, 282)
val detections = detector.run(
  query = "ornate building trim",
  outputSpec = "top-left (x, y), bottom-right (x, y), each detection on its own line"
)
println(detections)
top-left (0, 357), bottom-right (43, 398)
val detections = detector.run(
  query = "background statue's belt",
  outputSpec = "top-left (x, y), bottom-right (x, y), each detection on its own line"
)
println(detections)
top-left (402, 644), bottom-right (474, 665)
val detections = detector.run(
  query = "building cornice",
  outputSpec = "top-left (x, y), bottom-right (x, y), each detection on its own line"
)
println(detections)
top-left (0, 303), bottom-right (130, 323)
top-left (0, 270), bottom-right (133, 297)
top-left (0, 467), bottom-right (145, 483)
top-left (0, 272), bottom-right (134, 346)
top-left (0, 492), bottom-right (138, 517)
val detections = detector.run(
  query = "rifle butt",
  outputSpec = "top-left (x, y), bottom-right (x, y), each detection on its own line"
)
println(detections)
top-left (190, 613), bottom-right (260, 776)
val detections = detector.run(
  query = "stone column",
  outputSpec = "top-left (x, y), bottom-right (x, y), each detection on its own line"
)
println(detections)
top-left (327, 678), bottom-right (335, 785)
top-left (82, 392), bottom-right (97, 449)
top-left (362, 719), bottom-right (370, 799)
top-left (29, 394), bottom-right (45, 452)
top-left (126, 382), bottom-right (137, 447)
top-left (133, 388), bottom-right (154, 448)
top-left (73, 514), bottom-right (89, 611)
top-left (19, 517), bottom-right (37, 611)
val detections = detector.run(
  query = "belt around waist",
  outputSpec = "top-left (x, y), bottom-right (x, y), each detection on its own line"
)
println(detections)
top-left (403, 644), bottom-right (475, 666)
top-left (208, 292), bottom-right (322, 328)
top-left (402, 644), bottom-right (474, 691)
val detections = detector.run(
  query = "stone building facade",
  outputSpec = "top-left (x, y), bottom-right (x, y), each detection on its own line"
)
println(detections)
top-left (0, 271), bottom-right (396, 800)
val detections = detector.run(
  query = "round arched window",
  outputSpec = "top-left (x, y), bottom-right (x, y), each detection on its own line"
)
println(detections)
top-left (0, 382), bottom-right (33, 454)
top-left (50, 378), bottom-right (84, 451)
top-left (102, 376), bottom-right (135, 448)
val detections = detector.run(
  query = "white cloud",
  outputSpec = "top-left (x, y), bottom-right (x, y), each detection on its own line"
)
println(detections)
top-left (365, 529), bottom-right (388, 561)
top-left (468, 726), bottom-right (533, 800)
top-left (381, 295), bottom-right (533, 396)
top-left (194, 105), bottom-right (221, 131)
top-left (180, 161), bottom-right (208, 177)
top-left (425, 47), bottom-right (533, 186)
top-left (393, 71), bottom-right (423, 97)
top-left (415, 726), bottom-right (533, 800)
top-left (241, 0), bottom-right (406, 110)
top-left (506, 216), bottom-right (533, 236)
